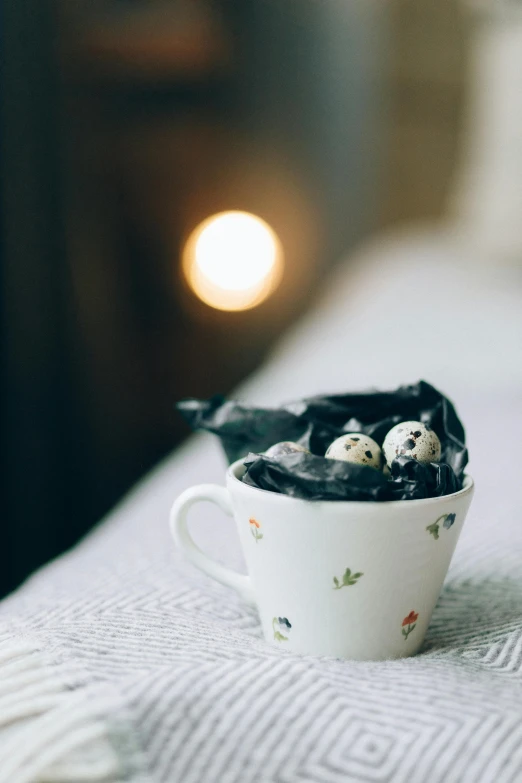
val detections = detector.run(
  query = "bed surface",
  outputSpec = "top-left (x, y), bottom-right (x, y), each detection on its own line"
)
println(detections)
top-left (1, 227), bottom-right (521, 783)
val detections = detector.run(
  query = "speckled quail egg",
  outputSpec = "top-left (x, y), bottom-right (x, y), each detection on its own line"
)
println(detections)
top-left (264, 441), bottom-right (310, 458)
top-left (382, 421), bottom-right (441, 467)
top-left (325, 433), bottom-right (383, 470)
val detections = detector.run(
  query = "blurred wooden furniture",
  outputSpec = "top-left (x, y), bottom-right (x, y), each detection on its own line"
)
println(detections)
top-left (381, 0), bottom-right (469, 226)
top-left (1, 0), bottom-right (236, 598)
top-left (450, 0), bottom-right (522, 265)
top-left (59, 1), bottom-right (230, 83)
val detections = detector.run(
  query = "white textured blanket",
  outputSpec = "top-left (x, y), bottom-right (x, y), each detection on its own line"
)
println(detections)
top-left (1, 230), bottom-right (521, 783)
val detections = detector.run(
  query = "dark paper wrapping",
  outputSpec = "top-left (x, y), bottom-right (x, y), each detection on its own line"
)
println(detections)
top-left (177, 381), bottom-right (468, 501)
top-left (242, 452), bottom-right (390, 501)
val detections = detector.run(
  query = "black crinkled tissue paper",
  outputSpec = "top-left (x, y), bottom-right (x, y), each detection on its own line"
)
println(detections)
top-left (177, 380), bottom-right (468, 501)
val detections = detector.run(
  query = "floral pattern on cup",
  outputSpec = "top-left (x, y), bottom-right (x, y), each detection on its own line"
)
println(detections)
top-left (273, 617), bottom-right (291, 642)
top-left (333, 568), bottom-right (363, 590)
top-left (402, 611), bottom-right (418, 640)
top-left (426, 513), bottom-right (456, 540)
top-left (249, 518), bottom-right (263, 542)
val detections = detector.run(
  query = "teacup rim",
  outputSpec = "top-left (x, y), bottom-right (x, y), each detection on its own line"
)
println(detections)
top-left (227, 458), bottom-right (474, 507)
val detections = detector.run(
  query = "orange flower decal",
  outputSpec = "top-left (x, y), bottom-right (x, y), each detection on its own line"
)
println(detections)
top-left (249, 518), bottom-right (263, 542)
top-left (402, 610), bottom-right (418, 641)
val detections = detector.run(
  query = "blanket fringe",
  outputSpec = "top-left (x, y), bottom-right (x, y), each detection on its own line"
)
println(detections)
top-left (0, 639), bottom-right (122, 783)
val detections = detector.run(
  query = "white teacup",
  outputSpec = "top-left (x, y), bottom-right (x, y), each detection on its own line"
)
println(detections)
top-left (170, 459), bottom-right (474, 660)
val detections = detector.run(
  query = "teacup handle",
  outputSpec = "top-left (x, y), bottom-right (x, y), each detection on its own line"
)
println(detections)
top-left (169, 484), bottom-right (255, 605)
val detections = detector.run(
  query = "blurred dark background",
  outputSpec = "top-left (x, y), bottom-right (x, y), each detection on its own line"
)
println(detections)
top-left (1, 0), bottom-right (467, 598)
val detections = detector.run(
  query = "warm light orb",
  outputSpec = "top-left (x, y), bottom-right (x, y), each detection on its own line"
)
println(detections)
top-left (183, 211), bottom-right (283, 311)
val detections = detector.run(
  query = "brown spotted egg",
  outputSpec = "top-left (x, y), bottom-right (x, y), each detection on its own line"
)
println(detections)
top-left (325, 433), bottom-right (383, 470)
top-left (265, 441), bottom-right (310, 458)
top-left (382, 421), bottom-right (441, 467)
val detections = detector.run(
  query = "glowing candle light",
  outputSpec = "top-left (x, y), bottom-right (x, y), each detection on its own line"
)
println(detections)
top-left (183, 211), bottom-right (283, 311)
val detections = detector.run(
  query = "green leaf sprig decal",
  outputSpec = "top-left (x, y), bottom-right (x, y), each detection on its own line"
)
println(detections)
top-left (272, 617), bottom-right (291, 642)
top-left (333, 568), bottom-right (363, 590)
top-left (426, 522), bottom-right (440, 540)
top-left (426, 512), bottom-right (456, 540)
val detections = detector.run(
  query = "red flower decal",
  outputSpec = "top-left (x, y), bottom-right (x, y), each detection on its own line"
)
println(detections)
top-left (401, 610), bottom-right (419, 641)
top-left (402, 611), bottom-right (419, 627)
top-left (249, 518), bottom-right (260, 528)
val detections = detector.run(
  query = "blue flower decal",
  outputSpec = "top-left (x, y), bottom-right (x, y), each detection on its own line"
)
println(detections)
top-left (443, 513), bottom-right (456, 529)
top-left (273, 617), bottom-right (291, 642)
